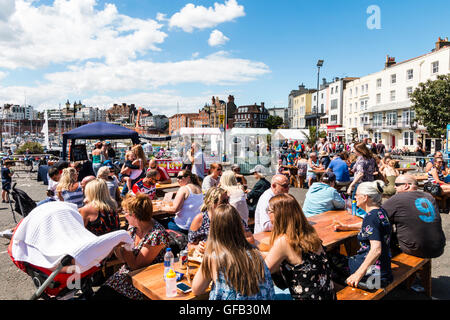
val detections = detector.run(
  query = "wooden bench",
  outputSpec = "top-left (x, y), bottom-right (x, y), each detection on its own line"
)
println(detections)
top-left (434, 195), bottom-right (449, 213)
top-left (337, 253), bottom-right (431, 300)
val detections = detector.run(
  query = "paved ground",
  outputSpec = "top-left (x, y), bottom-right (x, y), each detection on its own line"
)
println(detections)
top-left (0, 172), bottom-right (449, 300)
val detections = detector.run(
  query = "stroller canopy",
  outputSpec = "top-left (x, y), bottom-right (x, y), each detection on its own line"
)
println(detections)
top-left (62, 122), bottom-right (141, 160)
top-left (10, 201), bottom-right (133, 273)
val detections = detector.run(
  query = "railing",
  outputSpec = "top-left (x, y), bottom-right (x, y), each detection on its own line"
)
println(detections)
top-left (363, 121), bottom-right (414, 130)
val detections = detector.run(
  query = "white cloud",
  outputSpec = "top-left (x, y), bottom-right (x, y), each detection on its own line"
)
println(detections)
top-left (208, 30), bottom-right (230, 47)
top-left (169, 0), bottom-right (245, 33)
top-left (192, 52), bottom-right (200, 58)
top-left (156, 12), bottom-right (167, 21)
top-left (43, 51), bottom-right (270, 92)
top-left (0, 0), bottom-right (167, 69)
top-left (0, 0), bottom-right (15, 21)
top-left (0, 70), bottom-right (7, 80)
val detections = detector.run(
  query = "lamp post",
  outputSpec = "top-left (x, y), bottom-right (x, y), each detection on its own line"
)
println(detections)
top-left (316, 60), bottom-right (324, 142)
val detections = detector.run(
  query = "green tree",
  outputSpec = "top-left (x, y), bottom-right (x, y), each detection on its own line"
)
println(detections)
top-left (16, 142), bottom-right (44, 155)
top-left (410, 74), bottom-right (450, 138)
top-left (305, 126), bottom-right (326, 146)
top-left (265, 115), bottom-right (284, 130)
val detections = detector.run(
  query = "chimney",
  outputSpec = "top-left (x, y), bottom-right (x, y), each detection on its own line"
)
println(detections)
top-left (334, 77), bottom-right (340, 82)
top-left (385, 55), bottom-right (396, 68)
top-left (299, 83), bottom-right (305, 90)
top-left (436, 37), bottom-right (450, 51)
top-left (261, 102), bottom-right (265, 108)
top-left (322, 78), bottom-right (327, 85)
top-left (228, 95), bottom-right (235, 103)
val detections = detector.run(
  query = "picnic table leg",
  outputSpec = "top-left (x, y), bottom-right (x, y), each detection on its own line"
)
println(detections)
top-left (420, 260), bottom-right (432, 298)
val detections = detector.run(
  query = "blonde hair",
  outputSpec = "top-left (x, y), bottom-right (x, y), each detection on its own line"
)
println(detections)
top-left (97, 166), bottom-right (111, 180)
top-left (125, 150), bottom-right (135, 161)
top-left (84, 179), bottom-right (117, 213)
top-left (202, 204), bottom-right (266, 297)
top-left (200, 187), bottom-right (227, 212)
top-left (219, 170), bottom-right (240, 193)
top-left (132, 145), bottom-right (147, 167)
top-left (56, 167), bottom-right (78, 192)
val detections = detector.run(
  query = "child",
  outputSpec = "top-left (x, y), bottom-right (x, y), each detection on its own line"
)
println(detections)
top-left (37, 167), bottom-right (61, 206)
top-left (119, 150), bottom-right (141, 196)
top-left (1, 161), bottom-right (14, 203)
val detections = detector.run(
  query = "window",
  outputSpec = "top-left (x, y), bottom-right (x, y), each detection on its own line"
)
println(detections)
top-left (355, 87), bottom-right (358, 96)
top-left (432, 61), bottom-right (439, 74)
top-left (331, 99), bottom-right (338, 110)
top-left (335, 86), bottom-right (339, 93)
top-left (386, 112), bottom-right (397, 126)
top-left (373, 113), bottom-right (383, 127)
top-left (331, 87), bottom-right (334, 94)
top-left (360, 100), bottom-right (368, 111)
top-left (365, 84), bottom-right (368, 93)
top-left (361, 85), bottom-right (364, 94)
top-left (376, 93), bottom-right (381, 104)
top-left (321, 93), bottom-right (324, 99)
top-left (406, 87), bottom-right (413, 98)
top-left (331, 115), bottom-right (338, 122)
top-left (391, 74), bottom-right (396, 84)
top-left (349, 104), bottom-right (352, 113)
top-left (403, 131), bottom-right (414, 146)
top-left (390, 90), bottom-right (396, 101)
top-left (350, 88), bottom-right (352, 96)
top-left (377, 78), bottom-right (382, 88)
top-left (374, 132), bottom-right (382, 143)
top-left (407, 69), bottom-right (413, 80)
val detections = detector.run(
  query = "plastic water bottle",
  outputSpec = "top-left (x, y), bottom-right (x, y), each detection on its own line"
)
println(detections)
top-left (352, 200), bottom-right (357, 216)
top-left (345, 198), bottom-right (352, 215)
top-left (164, 248), bottom-right (174, 280)
top-left (165, 269), bottom-right (177, 298)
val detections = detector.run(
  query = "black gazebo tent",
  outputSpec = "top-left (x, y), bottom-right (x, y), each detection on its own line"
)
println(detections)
top-left (62, 122), bottom-right (140, 160)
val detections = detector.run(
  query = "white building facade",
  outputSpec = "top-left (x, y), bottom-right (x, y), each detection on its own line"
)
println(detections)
top-left (343, 39), bottom-right (450, 152)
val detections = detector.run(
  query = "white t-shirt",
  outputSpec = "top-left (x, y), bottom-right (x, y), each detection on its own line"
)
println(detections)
top-left (228, 188), bottom-right (249, 224)
top-left (192, 151), bottom-right (205, 179)
top-left (47, 177), bottom-right (59, 200)
top-left (254, 188), bottom-right (275, 234)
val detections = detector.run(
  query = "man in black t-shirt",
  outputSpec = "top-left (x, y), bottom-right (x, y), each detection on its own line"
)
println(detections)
top-left (381, 175), bottom-right (446, 259)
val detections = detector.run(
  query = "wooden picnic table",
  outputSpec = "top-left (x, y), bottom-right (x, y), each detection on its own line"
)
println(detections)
top-left (254, 210), bottom-right (362, 253)
top-left (119, 200), bottom-right (175, 227)
top-left (155, 182), bottom-right (179, 190)
top-left (130, 261), bottom-right (209, 300)
top-left (397, 167), bottom-right (416, 174)
top-left (130, 210), bottom-right (362, 300)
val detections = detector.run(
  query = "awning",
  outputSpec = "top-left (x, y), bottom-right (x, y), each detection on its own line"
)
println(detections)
top-left (178, 127), bottom-right (222, 135)
top-left (273, 129), bottom-right (308, 141)
top-left (229, 128), bottom-right (271, 136)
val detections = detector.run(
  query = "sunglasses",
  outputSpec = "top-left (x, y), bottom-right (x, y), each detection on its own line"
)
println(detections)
top-left (395, 182), bottom-right (408, 187)
top-left (177, 175), bottom-right (187, 179)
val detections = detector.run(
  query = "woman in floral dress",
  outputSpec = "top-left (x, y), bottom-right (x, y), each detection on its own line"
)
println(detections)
top-left (264, 194), bottom-right (336, 300)
top-left (333, 180), bottom-right (393, 288)
top-left (93, 193), bottom-right (170, 300)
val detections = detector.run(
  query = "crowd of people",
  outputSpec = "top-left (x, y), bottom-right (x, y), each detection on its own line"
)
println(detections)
top-left (3, 137), bottom-right (449, 301)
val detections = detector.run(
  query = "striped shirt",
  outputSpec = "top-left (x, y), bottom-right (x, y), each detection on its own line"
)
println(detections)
top-left (61, 184), bottom-right (84, 208)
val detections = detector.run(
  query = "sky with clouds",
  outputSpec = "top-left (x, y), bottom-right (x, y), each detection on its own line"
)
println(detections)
top-left (0, 0), bottom-right (449, 116)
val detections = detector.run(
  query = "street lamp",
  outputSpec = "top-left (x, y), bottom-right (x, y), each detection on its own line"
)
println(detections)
top-left (316, 59), bottom-right (324, 141)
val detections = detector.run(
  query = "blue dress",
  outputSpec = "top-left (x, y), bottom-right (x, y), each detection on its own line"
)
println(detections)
top-left (209, 251), bottom-right (275, 300)
top-left (348, 208), bottom-right (393, 286)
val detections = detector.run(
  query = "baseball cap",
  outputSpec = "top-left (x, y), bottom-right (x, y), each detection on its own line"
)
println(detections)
top-left (250, 165), bottom-right (266, 177)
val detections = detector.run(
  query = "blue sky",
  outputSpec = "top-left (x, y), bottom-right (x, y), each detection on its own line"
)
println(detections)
top-left (0, 0), bottom-right (448, 116)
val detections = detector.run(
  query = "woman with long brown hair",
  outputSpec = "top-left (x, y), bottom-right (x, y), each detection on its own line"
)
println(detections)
top-left (347, 142), bottom-right (377, 199)
top-left (264, 194), bottom-right (336, 300)
top-left (192, 204), bottom-right (274, 300)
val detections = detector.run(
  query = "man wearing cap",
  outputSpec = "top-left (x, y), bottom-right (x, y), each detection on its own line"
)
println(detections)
top-left (132, 169), bottom-right (158, 200)
top-left (147, 159), bottom-right (172, 185)
top-left (302, 172), bottom-right (345, 217)
top-left (254, 174), bottom-right (290, 234)
top-left (246, 165), bottom-right (271, 217)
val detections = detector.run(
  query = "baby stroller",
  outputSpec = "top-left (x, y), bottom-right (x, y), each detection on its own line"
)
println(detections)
top-left (7, 183), bottom-right (37, 224)
top-left (8, 201), bottom-right (133, 300)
